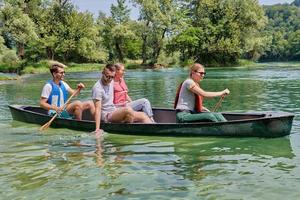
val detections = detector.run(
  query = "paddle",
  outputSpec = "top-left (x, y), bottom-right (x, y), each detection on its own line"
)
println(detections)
top-left (39, 88), bottom-right (80, 131)
top-left (212, 95), bottom-right (225, 112)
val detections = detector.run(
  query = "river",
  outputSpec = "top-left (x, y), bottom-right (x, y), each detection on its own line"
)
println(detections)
top-left (0, 63), bottom-right (300, 199)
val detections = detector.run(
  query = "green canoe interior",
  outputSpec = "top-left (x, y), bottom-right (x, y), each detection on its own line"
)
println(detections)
top-left (21, 105), bottom-right (266, 123)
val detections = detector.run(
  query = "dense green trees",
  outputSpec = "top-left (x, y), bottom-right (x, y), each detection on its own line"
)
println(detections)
top-left (260, 3), bottom-right (300, 61)
top-left (168, 0), bottom-right (267, 65)
top-left (0, 0), bottom-right (299, 71)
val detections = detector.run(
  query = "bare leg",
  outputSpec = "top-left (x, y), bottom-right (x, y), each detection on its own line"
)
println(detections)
top-left (109, 107), bottom-right (134, 123)
top-left (66, 100), bottom-right (83, 120)
top-left (132, 111), bottom-right (152, 123)
top-left (82, 100), bottom-right (95, 120)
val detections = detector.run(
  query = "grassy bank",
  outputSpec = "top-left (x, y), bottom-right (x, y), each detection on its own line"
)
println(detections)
top-left (0, 73), bottom-right (19, 80)
top-left (21, 60), bottom-right (150, 74)
top-left (1, 59), bottom-right (300, 75)
top-left (22, 63), bottom-right (106, 74)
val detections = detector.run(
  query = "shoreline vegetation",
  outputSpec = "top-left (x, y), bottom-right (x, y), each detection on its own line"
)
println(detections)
top-left (0, 59), bottom-right (259, 76)
top-left (1, 60), bottom-right (300, 81)
top-left (0, 73), bottom-right (19, 81)
top-left (0, 1), bottom-right (299, 78)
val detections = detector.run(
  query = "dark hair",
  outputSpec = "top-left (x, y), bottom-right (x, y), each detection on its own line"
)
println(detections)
top-left (104, 63), bottom-right (116, 72)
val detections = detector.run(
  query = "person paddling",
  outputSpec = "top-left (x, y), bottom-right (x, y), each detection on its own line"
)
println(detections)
top-left (40, 61), bottom-right (95, 120)
top-left (174, 63), bottom-right (230, 122)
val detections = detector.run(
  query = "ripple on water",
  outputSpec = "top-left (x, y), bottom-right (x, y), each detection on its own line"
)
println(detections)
top-left (1, 66), bottom-right (300, 199)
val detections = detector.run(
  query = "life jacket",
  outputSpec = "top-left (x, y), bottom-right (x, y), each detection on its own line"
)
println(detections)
top-left (46, 80), bottom-right (68, 107)
top-left (174, 81), bottom-right (203, 112)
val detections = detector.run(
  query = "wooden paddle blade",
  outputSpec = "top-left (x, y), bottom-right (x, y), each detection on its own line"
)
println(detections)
top-left (39, 121), bottom-right (51, 131)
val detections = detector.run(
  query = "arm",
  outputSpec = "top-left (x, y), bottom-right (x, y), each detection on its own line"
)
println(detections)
top-left (93, 99), bottom-right (103, 134)
top-left (126, 94), bottom-right (132, 102)
top-left (40, 97), bottom-right (51, 110)
top-left (40, 84), bottom-right (62, 113)
top-left (189, 83), bottom-right (230, 98)
top-left (202, 106), bottom-right (210, 112)
top-left (40, 97), bottom-right (62, 113)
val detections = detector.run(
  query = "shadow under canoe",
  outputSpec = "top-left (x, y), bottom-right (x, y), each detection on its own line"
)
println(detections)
top-left (8, 105), bottom-right (294, 138)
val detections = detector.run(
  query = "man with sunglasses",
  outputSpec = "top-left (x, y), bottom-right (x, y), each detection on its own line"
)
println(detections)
top-left (174, 63), bottom-right (230, 123)
top-left (40, 61), bottom-right (95, 120)
top-left (92, 64), bottom-right (152, 135)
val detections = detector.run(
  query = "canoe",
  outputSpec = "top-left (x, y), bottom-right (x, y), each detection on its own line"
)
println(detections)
top-left (8, 104), bottom-right (294, 138)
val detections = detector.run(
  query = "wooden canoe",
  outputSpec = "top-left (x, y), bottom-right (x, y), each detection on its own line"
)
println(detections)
top-left (8, 105), bottom-right (294, 138)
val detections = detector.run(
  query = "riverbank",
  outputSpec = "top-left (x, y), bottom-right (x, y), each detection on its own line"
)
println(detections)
top-left (0, 73), bottom-right (19, 81)
top-left (1, 60), bottom-right (300, 79)
top-left (4, 59), bottom-right (153, 76)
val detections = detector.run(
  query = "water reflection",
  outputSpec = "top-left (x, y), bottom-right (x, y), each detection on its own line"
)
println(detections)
top-left (1, 66), bottom-right (300, 199)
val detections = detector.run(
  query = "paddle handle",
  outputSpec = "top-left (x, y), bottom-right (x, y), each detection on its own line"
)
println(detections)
top-left (212, 95), bottom-right (225, 112)
top-left (39, 88), bottom-right (80, 131)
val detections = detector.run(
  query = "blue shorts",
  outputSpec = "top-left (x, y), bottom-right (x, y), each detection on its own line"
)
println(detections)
top-left (48, 109), bottom-right (74, 119)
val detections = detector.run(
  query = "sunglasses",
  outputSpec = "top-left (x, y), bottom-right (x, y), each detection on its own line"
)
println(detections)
top-left (194, 71), bottom-right (206, 76)
top-left (103, 73), bottom-right (114, 80)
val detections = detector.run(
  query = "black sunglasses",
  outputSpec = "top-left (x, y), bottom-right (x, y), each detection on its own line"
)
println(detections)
top-left (194, 71), bottom-right (206, 76)
top-left (103, 72), bottom-right (114, 79)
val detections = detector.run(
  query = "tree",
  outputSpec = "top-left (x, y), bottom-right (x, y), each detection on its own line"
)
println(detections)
top-left (0, 2), bottom-right (38, 59)
top-left (261, 4), bottom-right (300, 61)
top-left (133, 0), bottom-right (184, 65)
top-left (169, 0), bottom-right (267, 65)
top-left (97, 0), bottom-right (135, 62)
top-left (110, 0), bottom-right (134, 62)
top-left (292, 0), bottom-right (300, 7)
top-left (32, 0), bottom-right (106, 62)
top-left (288, 29), bottom-right (300, 60)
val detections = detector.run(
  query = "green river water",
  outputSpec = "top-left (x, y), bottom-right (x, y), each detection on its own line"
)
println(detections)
top-left (0, 63), bottom-right (300, 199)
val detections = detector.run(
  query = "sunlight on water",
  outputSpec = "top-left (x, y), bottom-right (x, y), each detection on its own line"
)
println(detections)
top-left (1, 65), bottom-right (300, 199)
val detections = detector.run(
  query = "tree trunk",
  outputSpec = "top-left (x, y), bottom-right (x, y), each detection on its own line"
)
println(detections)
top-left (152, 28), bottom-right (167, 64)
top-left (141, 35), bottom-right (147, 65)
top-left (141, 21), bottom-right (150, 65)
top-left (46, 47), bottom-right (55, 60)
top-left (115, 38), bottom-right (124, 62)
top-left (17, 43), bottom-right (25, 59)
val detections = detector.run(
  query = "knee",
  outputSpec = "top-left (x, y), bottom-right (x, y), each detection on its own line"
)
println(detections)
top-left (73, 101), bottom-right (83, 110)
top-left (85, 101), bottom-right (94, 110)
top-left (207, 113), bottom-right (218, 122)
top-left (124, 108), bottom-right (134, 122)
top-left (141, 98), bottom-right (150, 105)
top-left (124, 107), bottom-right (134, 114)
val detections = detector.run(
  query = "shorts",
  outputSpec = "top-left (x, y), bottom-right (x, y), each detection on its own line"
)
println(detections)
top-left (49, 109), bottom-right (74, 119)
top-left (101, 112), bottom-right (113, 123)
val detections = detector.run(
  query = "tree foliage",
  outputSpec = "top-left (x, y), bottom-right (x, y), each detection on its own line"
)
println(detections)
top-left (0, 0), bottom-right (299, 71)
top-left (260, 3), bottom-right (300, 61)
top-left (167, 0), bottom-right (267, 65)
top-left (133, 0), bottom-right (184, 65)
top-left (0, 1), bottom-right (38, 58)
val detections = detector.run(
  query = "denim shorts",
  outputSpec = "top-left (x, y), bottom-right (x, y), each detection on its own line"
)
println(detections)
top-left (49, 109), bottom-right (74, 119)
